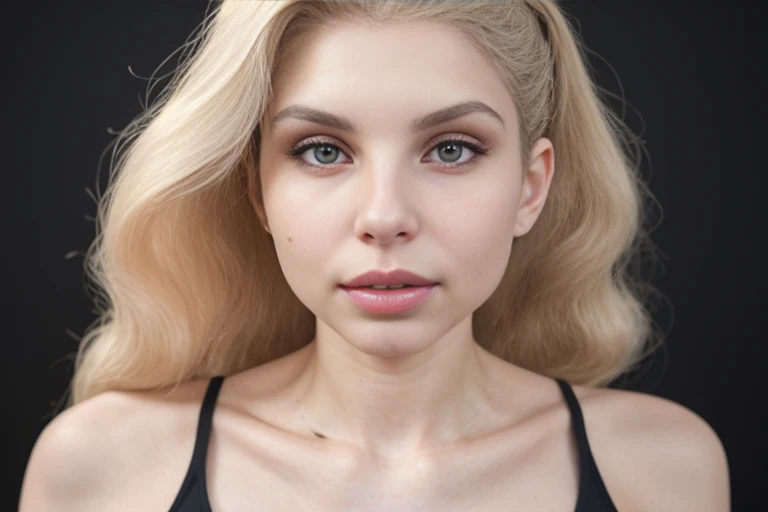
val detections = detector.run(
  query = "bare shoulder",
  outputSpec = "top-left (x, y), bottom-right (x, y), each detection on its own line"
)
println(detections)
top-left (19, 378), bottom-right (211, 512)
top-left (572, 384), bottom-right (731, 512)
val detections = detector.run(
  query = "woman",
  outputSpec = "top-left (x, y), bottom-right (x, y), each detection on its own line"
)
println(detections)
top-left (19, 1), bottom-right (730, 510)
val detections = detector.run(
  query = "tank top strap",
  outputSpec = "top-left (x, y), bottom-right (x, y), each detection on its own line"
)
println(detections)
top-left (554, 377), bottom-right (619, 512)
top-left (168, 375), bottom-right (225, 512)
top-left (191, 375), bottom-right (225, 473)
top-left (555, 378), bottom-right (591, 501)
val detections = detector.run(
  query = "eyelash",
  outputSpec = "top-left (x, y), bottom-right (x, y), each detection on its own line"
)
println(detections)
top-left (285, 135), bottom-right (489, 171)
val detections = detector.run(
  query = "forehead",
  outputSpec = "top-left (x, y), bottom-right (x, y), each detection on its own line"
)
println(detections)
top-left (266, 21), bottom-right (517, 133)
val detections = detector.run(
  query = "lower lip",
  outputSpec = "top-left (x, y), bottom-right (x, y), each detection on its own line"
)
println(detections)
top-left (339, 284), bottom-right (438, 314)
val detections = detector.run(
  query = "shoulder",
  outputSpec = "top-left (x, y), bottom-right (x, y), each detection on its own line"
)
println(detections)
top-left (573, 384), bottom-right (730, 512)
top-left (19, 378), bottom-right (211, 512)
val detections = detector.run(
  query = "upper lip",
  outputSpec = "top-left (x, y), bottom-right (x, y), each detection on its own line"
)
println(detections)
top-left (340, 269), bottom-right (438, 287)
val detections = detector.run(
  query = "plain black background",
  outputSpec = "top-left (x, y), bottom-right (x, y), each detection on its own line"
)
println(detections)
top-left (4, 1), bottom-right (765, 510)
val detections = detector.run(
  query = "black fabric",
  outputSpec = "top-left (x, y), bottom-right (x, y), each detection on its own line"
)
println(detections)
top-left (169, 375), bottom-right (619, 511)
top-left (555, 377), bottom-right (620, 511)
top-left (168, 375), bottom-right (223, 512)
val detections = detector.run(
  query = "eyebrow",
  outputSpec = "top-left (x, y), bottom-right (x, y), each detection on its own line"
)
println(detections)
top-left (269, 100), bottom-right (505, 133)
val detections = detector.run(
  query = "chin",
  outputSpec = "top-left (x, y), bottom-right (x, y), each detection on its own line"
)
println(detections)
top-left (345, 331), bottom-right (439, 359)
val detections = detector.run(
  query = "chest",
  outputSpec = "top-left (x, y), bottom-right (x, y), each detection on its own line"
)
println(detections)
top-left (201, 431), bottom-right (584, 512)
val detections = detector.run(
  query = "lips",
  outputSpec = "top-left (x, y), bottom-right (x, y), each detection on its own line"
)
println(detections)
top-left (343, 285), bottom-right (415, 290)
top-left (340, 283), bottom-right (438, 314)
top-left (340, 268), bottom-right (438, 288)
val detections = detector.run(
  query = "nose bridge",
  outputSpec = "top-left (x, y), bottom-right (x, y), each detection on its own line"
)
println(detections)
top-left (353, 157), bottom-right (417, 243)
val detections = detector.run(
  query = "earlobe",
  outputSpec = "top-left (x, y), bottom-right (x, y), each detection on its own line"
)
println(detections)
top-left (249, 177), bottom-right (272, 235)
top-left (252, 198), bottom-right (272, 235)
top-left (257, 211), bottom-right (272, 235)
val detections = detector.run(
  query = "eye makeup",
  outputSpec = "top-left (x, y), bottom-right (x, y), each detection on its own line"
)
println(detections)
top-left (284, 134), bottom-right (491, 172)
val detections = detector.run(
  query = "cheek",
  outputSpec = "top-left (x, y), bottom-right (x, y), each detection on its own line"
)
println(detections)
top-left (439, 180), bottom-right (518, 297)
top-left (262, 167), bottom-right (334, 242)
top-left (267, 190), bottom-right (340, 306)
top-left (271, 234), bottom-right (333, 317)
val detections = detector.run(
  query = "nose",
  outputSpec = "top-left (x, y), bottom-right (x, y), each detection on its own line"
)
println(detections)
top-left (352, 165), bottom-right (419, 246)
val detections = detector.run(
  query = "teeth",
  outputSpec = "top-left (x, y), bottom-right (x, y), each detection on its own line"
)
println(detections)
top-left (370, 284), bottom-right (407, 289)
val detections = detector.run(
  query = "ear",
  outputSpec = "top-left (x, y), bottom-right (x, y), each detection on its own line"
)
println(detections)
top-left (514, 137), bottom-right (555, 238)
top-left (253, 198), bottom-right (271, 235)
top-left (246, 129), bottom-right (272, 235)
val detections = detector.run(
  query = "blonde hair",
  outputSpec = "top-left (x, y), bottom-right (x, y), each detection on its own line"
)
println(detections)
top-left (67, 0), bottom-right (666, 407)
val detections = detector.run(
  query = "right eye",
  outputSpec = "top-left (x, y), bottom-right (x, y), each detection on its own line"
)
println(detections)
top-left (287, 139), bottom-right (351, 169)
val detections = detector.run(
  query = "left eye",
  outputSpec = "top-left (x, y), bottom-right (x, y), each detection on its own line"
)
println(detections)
top-left (286, 138), bottom-right (489, 170)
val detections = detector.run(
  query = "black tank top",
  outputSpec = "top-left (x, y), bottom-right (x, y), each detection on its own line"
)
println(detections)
top-left (168, 376), bottom-right (619, 511)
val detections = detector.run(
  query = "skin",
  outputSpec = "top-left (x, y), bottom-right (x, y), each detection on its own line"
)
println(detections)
top-left (19, 21), bottom-right (730, 512)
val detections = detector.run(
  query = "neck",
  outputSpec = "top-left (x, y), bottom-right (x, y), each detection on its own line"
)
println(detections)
top-left (288, 317), bottom-right (497, 461)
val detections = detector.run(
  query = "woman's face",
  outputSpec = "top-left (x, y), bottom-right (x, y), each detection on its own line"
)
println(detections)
top-left (258, 21), bottom-right (553, 358)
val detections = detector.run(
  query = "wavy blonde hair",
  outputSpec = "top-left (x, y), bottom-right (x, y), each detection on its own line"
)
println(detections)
top-left (67, 0), bottom-right (666, 407)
